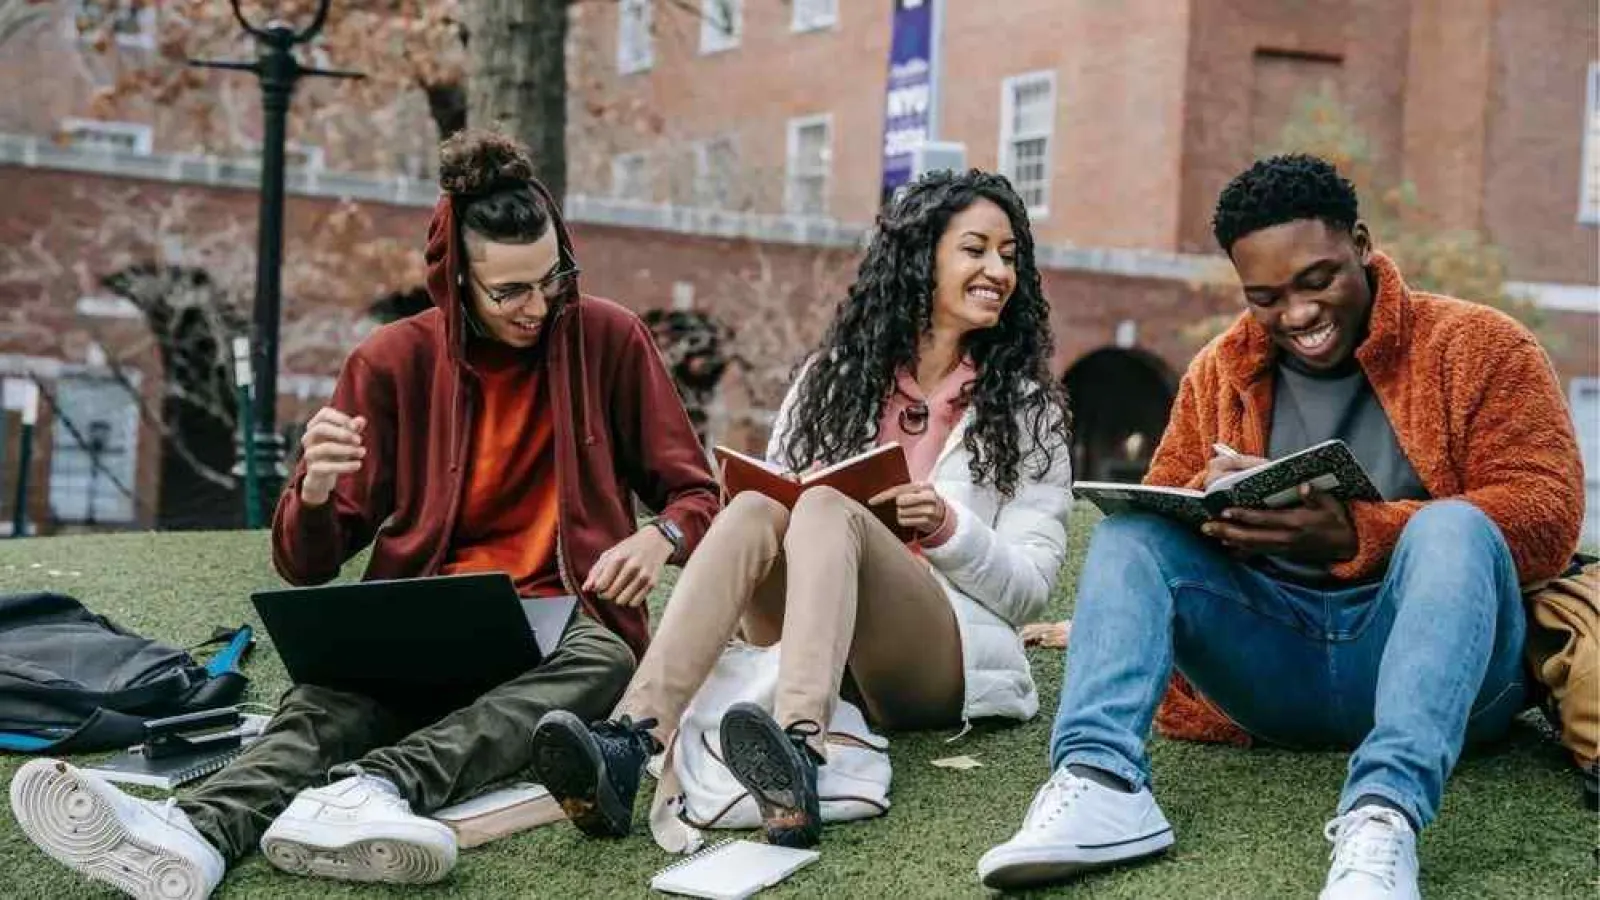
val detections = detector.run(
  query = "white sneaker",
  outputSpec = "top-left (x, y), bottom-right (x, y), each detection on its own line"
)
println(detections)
top-left (259, 775), bottom-right (457, 884)
top-left (9, 758), bottom-right (225, 900)
top-left (977, 767), bottom-right (1174, 890)
top-left (1320, 806), bottom-right (1421, 900)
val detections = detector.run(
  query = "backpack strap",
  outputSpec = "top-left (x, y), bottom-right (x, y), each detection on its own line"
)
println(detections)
top-left (0, 708), bottom-right (149, 754)
top-left (194, 625), bottom-right (254, 677)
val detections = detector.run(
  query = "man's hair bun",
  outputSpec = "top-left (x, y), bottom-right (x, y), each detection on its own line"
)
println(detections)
top-left (438, 128), bottom-right (535, 197)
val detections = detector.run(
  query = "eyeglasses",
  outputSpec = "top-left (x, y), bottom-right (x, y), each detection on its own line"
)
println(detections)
top-left (468, 263), bottom-right (581, 309)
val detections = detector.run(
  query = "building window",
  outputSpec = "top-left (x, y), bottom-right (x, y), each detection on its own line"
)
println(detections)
top-left (612, 152), bottom-right (650, 202)
top-left (792, 0), bottom-right (837, 32)
top-left (999, 71), bottom-right (1057, 215)
top-left (47, 375), bottom-right (138, 526)
top-left (699, 0), bottom-right (742, 54)
top-left (1580, 62), bottom-right (1600, 226)
top-left (286, 143), bottom-right (325, 172)
top-left (617, 0), bottom-right (653, 74)
top-left (75, 0), bottom-right (155, 49)
top-left (1571, 377), bottom-right (1600, 543)
top-left (695, 136), bottom-right (738, 208)
top-left (786, 115), bottom-right (832, 216)
top-left (243, 142), bottom-right (325, 171)
top-left (58, 118), bottom-right (153, 155)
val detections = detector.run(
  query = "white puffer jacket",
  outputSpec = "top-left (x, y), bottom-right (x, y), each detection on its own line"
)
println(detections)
top-left (766, 378), bottom-right (1074, 723)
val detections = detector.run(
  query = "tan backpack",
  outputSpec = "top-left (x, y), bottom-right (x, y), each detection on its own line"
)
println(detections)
top-left (1523, 556), bottom-right (1599, 808)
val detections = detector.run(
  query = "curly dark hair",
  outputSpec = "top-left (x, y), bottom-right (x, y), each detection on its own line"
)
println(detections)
top-left (438, 128), bottom-right (552, 247)
top-left (778, 169), bottom-right (1070, 497)
top-left (1211, 153), bottom-right (1359, 254)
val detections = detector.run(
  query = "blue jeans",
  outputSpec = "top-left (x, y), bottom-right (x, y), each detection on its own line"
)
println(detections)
top-left (1048, 500), bottom-right (1526, 829)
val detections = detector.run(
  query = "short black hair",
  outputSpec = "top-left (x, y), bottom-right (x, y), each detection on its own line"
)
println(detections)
top-left (1211, 154), bottom-right (1359, 254)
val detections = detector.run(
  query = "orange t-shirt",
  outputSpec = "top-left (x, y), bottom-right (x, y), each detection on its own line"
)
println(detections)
top-left (441, 340), bottom-right (565, 597)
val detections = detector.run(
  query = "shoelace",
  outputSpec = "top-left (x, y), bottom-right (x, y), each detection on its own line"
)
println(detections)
top-left (1028, 768), bottom-right (1091, 829)
top-left (783, 720), bottom-right (824, 764)
top-left (601, 715), bottom-right (661, 755)
top-left (1324, 808), bottom-right (1405, 888)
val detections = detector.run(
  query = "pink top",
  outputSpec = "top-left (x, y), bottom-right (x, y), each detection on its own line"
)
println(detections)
top-left (877, 357), bottom-right (977, 547)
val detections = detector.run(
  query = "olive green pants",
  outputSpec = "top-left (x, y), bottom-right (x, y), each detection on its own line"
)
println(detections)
top-left (179, 614), bottom-right (634, 862)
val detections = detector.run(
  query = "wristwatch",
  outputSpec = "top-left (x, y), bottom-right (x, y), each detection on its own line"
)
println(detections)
top-left (651, 518), bottom-right (685, 561)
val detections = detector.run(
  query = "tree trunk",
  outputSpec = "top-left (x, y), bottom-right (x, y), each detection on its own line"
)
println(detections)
top-left (423, 82), bottom-right (468, 140)
top-left (465, 0), bottom-right (568, 202)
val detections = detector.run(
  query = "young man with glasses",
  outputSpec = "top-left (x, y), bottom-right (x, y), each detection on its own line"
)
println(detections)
top-left (9, 130), bottom-right (720, 899)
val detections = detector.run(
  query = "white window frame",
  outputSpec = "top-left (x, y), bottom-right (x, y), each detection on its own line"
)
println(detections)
top-left (46, 373), bottom-right (140, 526)
top-left (286, 142), bottom-right (326, 172)
top-left (694, 136), bottom-right (738, 209)
top-left (611, 152), bottom-right (650, 202)
top-left (58, 118), bottom-right (153, 155)
top-left (791, 0), bottom-right (838, 33)
top-left (699, 0), bottom-right (742, 55)
top-left (998, 70), bottom-right (1058, 218)
top-left (1580, 61), bottom-right (1600, 226)
top-left (785, 114), bottom-right (833, 217)
top-left (75, 1), bottom-right (156, 50)
top-left (617, 0), bottom-right (654, 75)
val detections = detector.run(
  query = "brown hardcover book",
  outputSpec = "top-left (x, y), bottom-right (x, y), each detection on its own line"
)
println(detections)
top-left (713, 442), bottom-right (915, 542)
top-left (429, 782), bottom-right (566, 849)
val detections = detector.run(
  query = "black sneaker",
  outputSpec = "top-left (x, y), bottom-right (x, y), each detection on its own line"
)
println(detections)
top-left (530, 710), bottom-right (658, 837)
top-left (719, 702), bottom-right (823, 848)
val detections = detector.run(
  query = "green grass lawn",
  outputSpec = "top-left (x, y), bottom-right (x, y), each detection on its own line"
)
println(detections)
top-left (0, 510), bottom-right (1593, 898)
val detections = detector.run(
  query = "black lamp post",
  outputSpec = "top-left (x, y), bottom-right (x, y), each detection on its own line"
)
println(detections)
top-left (190, 0), bottom-right (362, 524)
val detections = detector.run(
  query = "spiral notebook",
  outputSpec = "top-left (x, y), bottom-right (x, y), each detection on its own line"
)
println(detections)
top-left (650, 839), bottom-right (820, 900)
top-left (83, 714), bottom-right (268, 791)
top-left (84, 744), bottom-right (247, 790)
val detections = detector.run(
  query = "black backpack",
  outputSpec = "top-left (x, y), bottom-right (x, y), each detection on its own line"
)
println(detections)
top-left (0, 592), bottom-right (252, 753)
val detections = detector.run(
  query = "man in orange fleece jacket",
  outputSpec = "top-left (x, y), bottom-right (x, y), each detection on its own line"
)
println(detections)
top-left (980, 155), bottom-right (1584, 898)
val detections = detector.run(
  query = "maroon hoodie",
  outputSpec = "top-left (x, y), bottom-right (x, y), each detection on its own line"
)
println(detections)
top-left (271, 186), bottom-right (720, 656)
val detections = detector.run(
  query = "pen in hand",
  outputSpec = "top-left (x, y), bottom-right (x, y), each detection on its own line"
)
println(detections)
top-left (1211, 442), bottom-right (1242, 459)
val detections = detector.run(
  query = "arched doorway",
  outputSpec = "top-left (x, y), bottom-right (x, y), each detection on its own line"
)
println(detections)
top-left (1063, 348), bottom-right (1177, 483)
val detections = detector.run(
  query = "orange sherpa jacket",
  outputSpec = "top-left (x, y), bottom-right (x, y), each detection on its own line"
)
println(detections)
top-left (1149, 251), bottom-right (1587, 746)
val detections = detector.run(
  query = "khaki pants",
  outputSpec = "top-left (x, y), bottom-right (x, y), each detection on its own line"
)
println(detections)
top-left (616, 488), bottom-right (964, 753)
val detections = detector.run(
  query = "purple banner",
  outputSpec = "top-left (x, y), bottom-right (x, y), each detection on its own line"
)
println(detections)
top-left (880, 0), bottom-right (936, 202)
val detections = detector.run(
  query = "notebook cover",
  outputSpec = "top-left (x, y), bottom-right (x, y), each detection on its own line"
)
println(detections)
top-left (431, 782), bottom-right (565, 849)
top-left (650, 839), bottom-right (820, 900)
top-left (85, 744), bottom-right (245, 790)
top-left (715, 447), bottom-right (802, 509)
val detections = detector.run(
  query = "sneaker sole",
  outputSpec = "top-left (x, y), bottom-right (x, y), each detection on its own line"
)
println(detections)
top-left (260, 820), bottom-right (455, 885)
top-left (9, 758), bottom-right (214, 900)
top-left (531, 710), bottom-right (631, 837)
top-left (718, 704), bottom-right (821, 848)
top-left (978, 828), bottom-right (1174, 890)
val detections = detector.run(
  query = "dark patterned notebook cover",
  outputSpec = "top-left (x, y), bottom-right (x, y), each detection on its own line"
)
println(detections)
top-left (1074, 440), bottom-right (1380, 528)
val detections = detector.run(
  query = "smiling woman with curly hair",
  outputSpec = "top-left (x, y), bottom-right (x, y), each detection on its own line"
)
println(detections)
top-left (531, 169), bottom-right (1076, 851)
top-left (779, 170), bottom-right (1068, 496)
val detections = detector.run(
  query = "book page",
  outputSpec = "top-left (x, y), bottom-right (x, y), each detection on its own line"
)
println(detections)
top-left (1073, 483), bottom-right (1211, 529)
top-left (714, 445), bottom-right (790, 479)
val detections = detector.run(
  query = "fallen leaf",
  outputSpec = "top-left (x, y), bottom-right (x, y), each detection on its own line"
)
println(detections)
top-left (931, 755), bottom-right (983, 771)
top-left (1021, 620), bottom-right (1071, 650)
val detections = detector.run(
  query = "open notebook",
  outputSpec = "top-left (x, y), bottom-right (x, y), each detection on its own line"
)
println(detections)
top-left (714, 443), bottom-right (914, 541)
top-left (1073, 439), bottom-right (1382, 529)
top-left (650, 839), bottom-right (819, 900)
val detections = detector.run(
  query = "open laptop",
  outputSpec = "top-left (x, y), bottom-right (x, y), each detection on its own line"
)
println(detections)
top-left (251, 573), bottom-right (577, 708)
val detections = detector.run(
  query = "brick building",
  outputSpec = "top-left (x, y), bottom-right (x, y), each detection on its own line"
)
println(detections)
top-left (1, 0), bottom-right (1596, 537)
